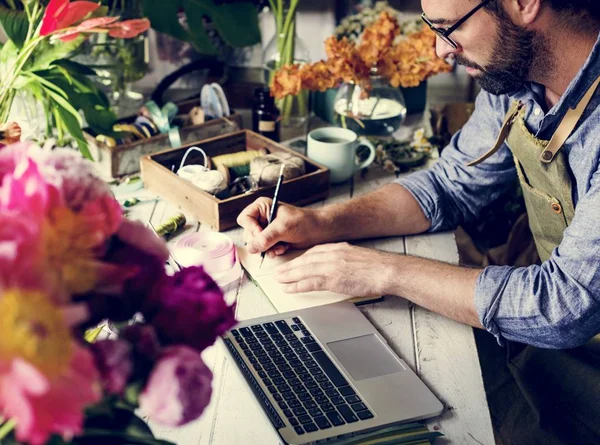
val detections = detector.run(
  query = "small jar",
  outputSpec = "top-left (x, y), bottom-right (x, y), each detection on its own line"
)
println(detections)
top-left (252, 87), bottom-right (280, 142)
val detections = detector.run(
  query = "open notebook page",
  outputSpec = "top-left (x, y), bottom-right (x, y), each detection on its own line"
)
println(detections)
top-left (238, 246), bottom-right (381, 313)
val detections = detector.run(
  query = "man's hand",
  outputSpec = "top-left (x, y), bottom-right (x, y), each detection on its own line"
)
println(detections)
top-left (275, 242), bottom-right (396, 297)
top-left (237, 197), bottom-right (325, 257)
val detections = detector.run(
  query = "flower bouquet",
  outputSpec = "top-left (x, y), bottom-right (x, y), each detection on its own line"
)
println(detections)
top-left (0, 142), bottom-right (237, 445)
top-left (272, 11), bottom-right (450, 97)
top-left (272, 11), bottom-right (451, 133)
top-left (0, 0), bottom-right (150, 159)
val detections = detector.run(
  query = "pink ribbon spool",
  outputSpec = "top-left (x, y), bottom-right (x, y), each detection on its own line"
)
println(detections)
top-left (172, 232), bottom-right (241, 287)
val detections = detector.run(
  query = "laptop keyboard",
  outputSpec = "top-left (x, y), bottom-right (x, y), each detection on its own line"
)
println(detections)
top-left (225, 317), bottom-right (374, 436)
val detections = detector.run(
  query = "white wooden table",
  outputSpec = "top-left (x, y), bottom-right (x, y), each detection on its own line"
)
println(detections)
top-left (123, 158), bottom-right (494, 445)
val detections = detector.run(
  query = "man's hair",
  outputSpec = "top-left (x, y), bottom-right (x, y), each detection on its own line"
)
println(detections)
top-left (486, 0), bottom-right (600, 26)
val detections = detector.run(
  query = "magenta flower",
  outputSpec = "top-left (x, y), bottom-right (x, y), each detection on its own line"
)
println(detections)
top-left (144, 266), bottom-right (237, 352)
top-left (122, 324), bottom-right (161, 362)
top-left (139, 346), bottom-right (212, 426)
top-left (83, 235), bottom-right (168, 325)
top-left (116, 220), bottom-right (169, 262)
top-left (90, 340), bottom-right (132, 395)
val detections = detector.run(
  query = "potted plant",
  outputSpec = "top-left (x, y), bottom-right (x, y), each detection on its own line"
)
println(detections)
top-left (0, 0), bottom-right (150, 159)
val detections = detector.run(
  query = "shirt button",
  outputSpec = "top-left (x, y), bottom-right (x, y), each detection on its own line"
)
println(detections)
top-left (534, 108), bottom-right (542, 116)
top-left (551, 203), bottom-right (562, 214)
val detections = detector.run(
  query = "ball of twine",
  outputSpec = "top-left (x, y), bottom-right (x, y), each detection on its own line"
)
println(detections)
top-left (178, 165), bottom-right (228, 195)
top-left (250, 152), bottom-right (305, 186)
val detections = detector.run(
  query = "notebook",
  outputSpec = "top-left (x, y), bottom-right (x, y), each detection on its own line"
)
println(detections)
top-left (238, 246), bottom-right (383, 313)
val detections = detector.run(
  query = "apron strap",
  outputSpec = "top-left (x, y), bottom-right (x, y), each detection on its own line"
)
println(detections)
top-left (540, 75), bottom-right (600, 163)
top-left (466, 101), bottom-right (524, 167)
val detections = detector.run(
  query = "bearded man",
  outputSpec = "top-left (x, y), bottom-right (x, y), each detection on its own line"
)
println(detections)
top-left (238, 1), bottom-right (600, 442)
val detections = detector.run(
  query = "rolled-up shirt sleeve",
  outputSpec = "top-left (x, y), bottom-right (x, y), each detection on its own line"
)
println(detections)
top-left (397, 91), bottom-right (519, 231)
top-left (396, 90), bottom-right (600, 349)
top-left (476, 166), bottom-right (600, 349)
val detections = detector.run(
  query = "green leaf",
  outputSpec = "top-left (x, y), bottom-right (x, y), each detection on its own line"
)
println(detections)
top-left (0, 38), bottom-right (17, 71)
top-left (27, 36), bottom-right (85, 72)
top-left (80, 406), bottom-right (175, 445)
top-left (54, 59), bottom-right (98, 77)
top-left (142, 0), bottom-right (188, 41)
top-left (143, 0), bottom-right (260, 54)
top-left (186, 0), bottom-right (261, 49)
top-left (75, 430), bottom-right (175, 445)
top-left (0, 5), bottom-right (28, 48)
top-left (34, 68), bottom-right (116, 134)
top-left (54, 102), bottom-right (93, 160)
top-left (183, 6), bottom-right (218, 55)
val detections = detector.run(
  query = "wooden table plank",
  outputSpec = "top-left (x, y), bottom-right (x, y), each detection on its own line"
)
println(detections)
top-left (405, 233), bottom-right (494, 445)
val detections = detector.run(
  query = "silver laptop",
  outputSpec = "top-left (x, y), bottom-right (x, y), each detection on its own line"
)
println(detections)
top-left (223, 301), bottom-right (443, 444)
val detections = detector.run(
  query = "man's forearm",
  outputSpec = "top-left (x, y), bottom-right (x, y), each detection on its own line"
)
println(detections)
top-left (383, 254), bottom-right (483, 328)
top-left (315, 183), bottom-right (432, 243)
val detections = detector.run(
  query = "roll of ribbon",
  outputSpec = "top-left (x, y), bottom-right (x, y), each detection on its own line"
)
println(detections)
top-left (171, 232), bottom-right (242, 287)
top-left (143, 100), bottom-right (181, 148)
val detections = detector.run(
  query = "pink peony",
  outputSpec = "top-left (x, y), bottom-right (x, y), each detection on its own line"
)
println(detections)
top-left (0, 151), bottom-right (62, 218)
top-left (0, 210), bottom-right (44, 290)
top-left (0, 141), bottom-right (29, 183)
top-left (0, 348), bottom-right (100, 445)
top-left (139, 346), bottom-right (212, 426)
top-left (37, 148), bottom-right (113, 211)
top-left (37, 148), bottom-right (123, 242)
top-left (144, 266), bottom-right (237, 353)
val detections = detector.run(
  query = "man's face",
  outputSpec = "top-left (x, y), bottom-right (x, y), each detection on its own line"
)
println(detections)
top-left (422, 0), bottom-right (538, 95)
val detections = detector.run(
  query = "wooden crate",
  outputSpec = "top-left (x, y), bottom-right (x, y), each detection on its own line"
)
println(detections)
top-left (140, 130), bottom-right (330, 231)
top-left (88, 108), bottom-right (243, 179)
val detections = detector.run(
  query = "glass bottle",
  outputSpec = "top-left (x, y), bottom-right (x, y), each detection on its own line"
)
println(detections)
top-left (252, 87), bottom-right (281, 142)
top-left (333, 68), bottom-right (407, 136)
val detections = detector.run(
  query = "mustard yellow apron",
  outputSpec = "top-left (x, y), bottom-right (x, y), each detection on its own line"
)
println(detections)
top-left (469, 77), bottom-right (600, 443)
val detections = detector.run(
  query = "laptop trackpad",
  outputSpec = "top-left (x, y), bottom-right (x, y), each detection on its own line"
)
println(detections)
top-left (327, 334), bottom-right (406, 381)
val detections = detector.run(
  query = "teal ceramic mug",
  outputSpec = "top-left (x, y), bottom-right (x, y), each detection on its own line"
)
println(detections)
top-left (307, 127), bottom-right (376, 184)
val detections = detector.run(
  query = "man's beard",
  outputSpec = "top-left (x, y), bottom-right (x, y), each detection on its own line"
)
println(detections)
top-left (456, 18), bottom-right (549, 95)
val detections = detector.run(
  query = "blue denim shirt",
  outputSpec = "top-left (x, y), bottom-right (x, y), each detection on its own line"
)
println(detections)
top-left (397, 34), bottom-right (600, 349)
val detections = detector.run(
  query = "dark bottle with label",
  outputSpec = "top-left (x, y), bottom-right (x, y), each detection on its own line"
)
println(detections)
top-left (252, 86), bottom-right (280, 142)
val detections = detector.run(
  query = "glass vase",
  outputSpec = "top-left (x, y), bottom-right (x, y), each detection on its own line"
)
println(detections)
top-left (333, 69), bottom-right (407, 136)
top-left (263, 30), bottom-right (311, 128)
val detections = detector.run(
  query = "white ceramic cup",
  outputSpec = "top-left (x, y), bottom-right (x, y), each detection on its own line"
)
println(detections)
top-left (307, 127), bottom-right (376, 184)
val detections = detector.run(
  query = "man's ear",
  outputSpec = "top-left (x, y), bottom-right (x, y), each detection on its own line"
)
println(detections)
top-left (503, 0), bottom-right (542, 26)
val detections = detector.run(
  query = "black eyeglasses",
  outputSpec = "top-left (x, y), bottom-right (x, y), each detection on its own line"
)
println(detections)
top-left (421, 0), bottom-right (491, 49)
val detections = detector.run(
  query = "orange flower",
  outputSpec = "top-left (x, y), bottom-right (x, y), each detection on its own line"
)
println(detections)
top-left (270, 12), bottom-right (452, 99)
top-left (357, 11), bottom-right (399, 67)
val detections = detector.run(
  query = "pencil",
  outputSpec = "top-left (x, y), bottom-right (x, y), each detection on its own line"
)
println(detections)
top-left (259, 164), bottom-right (285, 269)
